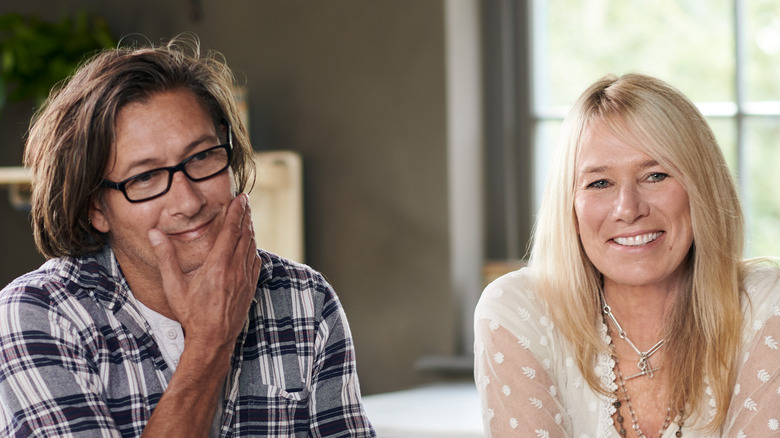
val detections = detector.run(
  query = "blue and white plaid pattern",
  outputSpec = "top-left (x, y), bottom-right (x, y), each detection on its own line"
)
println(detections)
top-left (0, 246), bottom-right (375, 437)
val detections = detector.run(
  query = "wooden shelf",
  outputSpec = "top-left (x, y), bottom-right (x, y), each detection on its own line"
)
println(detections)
top-left (0, 152), bottom-right (304, 263)
top-left (0, 167), bottom-right (32, 210)
top-left (0, 167), bottom-right (31, 186)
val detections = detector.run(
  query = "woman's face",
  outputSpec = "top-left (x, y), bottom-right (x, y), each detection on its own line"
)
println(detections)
top-left (573, 123), bottom-right (693, 293)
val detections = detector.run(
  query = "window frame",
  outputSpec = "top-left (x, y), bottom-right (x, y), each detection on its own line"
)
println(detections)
top-left (482, 0), bottom-right (780, 260)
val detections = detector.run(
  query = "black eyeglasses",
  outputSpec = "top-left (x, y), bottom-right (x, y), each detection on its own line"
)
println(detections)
top-left (102, 124), bottom-right (233, 203)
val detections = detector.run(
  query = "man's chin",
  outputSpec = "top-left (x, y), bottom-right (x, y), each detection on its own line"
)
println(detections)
top-left (180, 260), bottom-right (206, 278)
top-left (173, 248), bottom-right (209, 277)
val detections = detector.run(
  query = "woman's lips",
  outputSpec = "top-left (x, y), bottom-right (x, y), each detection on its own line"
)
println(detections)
top-left (612, 231), bottom-right (663, 247)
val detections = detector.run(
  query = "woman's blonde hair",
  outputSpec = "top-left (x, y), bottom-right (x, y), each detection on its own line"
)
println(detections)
top-left (529, 73), bottom-right (744, 429)
top-left (25, 35), bottom-right (255, 259)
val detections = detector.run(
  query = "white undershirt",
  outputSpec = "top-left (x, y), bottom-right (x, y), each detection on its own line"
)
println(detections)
top-left (133, 298), bottom-right (184, 370)
top-left (131, 295), bottom-right (225, 437)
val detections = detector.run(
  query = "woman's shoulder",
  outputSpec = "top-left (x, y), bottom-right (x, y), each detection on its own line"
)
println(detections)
top-left (743, 259), bottom-right (780, 303)
top-left (475, 266), bottom-right (545, 323)
top-left (741, 259), bottom-right (780, 332)
top-left (485, 265), bottom-right (536, 290)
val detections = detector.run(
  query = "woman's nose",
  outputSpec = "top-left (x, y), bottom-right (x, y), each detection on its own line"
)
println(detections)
top-left (613, 185), bottom-right (648, 223)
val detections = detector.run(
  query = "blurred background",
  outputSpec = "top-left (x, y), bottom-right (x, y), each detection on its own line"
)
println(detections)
top-left (0, 0), bottom-right (779, 416)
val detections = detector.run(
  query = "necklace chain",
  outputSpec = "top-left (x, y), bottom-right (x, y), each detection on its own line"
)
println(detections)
top-left (601, 292), bottom-right (665, 379)
top-left (613, 358), bottom-right (683, 437)
top-left (601, 290), bottom-right (684, 437)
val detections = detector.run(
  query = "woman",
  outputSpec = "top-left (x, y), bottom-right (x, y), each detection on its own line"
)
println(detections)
top-left (474, 73), bottom-right (780, 437)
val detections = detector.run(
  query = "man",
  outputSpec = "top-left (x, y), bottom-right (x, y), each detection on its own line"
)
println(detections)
top-left (0, 38), bottom-right (375, 437)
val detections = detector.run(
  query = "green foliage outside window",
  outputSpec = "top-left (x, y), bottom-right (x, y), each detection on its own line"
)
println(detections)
top-left (536, 0), bottom-right (780, 256)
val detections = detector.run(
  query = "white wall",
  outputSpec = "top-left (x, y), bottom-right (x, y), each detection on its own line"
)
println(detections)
top-left (0, 0), bottom-right (482, 394)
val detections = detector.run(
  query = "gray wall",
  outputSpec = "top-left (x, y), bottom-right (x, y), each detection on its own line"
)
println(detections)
top-left (0, 0), bottom-right (473, 395)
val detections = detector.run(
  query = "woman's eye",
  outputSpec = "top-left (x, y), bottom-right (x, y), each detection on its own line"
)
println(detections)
top-left (647, 172), bottom-right (668, 182)
top-left (587, 179), bottom-right (609, 189)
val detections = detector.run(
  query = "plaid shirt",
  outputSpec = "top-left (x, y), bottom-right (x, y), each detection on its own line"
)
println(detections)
top-left (0, 246), bottom-right (375, 437)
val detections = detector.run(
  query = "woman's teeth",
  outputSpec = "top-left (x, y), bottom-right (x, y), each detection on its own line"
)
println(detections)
top-left (613, 232), bottom-right (662, 247)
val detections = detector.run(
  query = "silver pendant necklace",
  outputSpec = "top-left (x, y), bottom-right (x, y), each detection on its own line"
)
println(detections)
top-left (600, 290), bottom-right (665, 379)
top-left (600, 290), bottom-right (683, 436)
top-left (609, 330), bottom-right (683, 437)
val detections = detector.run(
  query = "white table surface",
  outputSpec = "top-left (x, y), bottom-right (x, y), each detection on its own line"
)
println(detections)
top-left (362, 381), bottom-right (485, 438)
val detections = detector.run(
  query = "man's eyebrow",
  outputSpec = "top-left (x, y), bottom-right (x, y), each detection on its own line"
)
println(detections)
top-left (120, 133), bottom-right (219, 176)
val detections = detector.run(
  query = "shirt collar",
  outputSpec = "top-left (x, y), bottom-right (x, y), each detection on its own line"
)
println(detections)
top-left (83, 244), bottom-right (134, 312)
top-left (79, 245), bottom-right (272, 313)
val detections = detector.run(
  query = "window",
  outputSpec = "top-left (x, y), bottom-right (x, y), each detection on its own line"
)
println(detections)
top-left (483, 0), bottom-right (780, 259)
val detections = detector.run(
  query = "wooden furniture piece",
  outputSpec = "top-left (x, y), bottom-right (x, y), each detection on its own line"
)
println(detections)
top-left (0, 150), bottom-right (304, 263)
top-left (248, 150), bottom-right (304, 263)
top-left (0, 166), bottom-right (31, 210)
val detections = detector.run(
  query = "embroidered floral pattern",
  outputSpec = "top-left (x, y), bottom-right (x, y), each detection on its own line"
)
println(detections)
top-left (474, 266), bottom-right (780, 437)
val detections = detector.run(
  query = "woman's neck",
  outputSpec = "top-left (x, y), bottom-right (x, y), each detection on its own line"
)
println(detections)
top-left (602, 280), bottom-right (678, 347)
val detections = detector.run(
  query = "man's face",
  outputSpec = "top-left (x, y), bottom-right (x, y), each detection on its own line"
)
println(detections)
top-left (89, 89), bottom-right (235, 280)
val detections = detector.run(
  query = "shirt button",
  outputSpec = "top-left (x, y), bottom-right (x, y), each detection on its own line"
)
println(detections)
top-left (166, 329), bottom-right (178, 340)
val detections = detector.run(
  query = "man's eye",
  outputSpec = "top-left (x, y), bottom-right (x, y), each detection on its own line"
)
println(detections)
top-left (134, 172), bottom-right (155, 183)
top-left (192, 150), bottom-right (210, 161)
top-left (128, 170), bottom-right (163, 187)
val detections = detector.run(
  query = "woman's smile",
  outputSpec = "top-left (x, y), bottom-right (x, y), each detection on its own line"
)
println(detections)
top-left (611, 231), bottom-right (663, 247)
top-left (574, 122), bottom-right (693, 291)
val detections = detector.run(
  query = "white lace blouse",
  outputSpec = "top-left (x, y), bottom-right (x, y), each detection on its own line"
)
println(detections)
top-left (474, 264), bottom-right (780, 437)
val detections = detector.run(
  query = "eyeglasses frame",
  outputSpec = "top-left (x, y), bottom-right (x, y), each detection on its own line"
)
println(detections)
top-left (101, 123), bottom-right (233, 203)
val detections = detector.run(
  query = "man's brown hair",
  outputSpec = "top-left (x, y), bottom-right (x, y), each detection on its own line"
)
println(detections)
top-left (25, 36), bottom-right (255, 258)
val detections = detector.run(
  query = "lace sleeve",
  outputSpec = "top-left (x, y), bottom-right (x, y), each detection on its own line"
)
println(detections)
top-left (725, 299), bottom-right (780, 436)
top-left (474, 319), bottom-right (570, 437)
top-left (474, 268), bottom-right (576, 437)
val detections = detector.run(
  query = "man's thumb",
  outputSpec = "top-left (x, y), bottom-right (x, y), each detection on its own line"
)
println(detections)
top-left (148, 229), bottom-right (184, 289)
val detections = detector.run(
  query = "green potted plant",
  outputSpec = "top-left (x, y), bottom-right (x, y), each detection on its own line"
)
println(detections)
top-left (0, 10), bottom-right (115, 113)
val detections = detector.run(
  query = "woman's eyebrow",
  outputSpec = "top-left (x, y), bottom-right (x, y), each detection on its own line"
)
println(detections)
top-left (579, 159), bottom-right (660, 176)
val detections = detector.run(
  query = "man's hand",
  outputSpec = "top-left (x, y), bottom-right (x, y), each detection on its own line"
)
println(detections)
top-left (141, 194), bottom-right (260, 438)
top-left (148, 193), bottom-right (261, 352)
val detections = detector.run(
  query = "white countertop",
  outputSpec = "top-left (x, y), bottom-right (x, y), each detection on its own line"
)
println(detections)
top-left (362, 382), bottom-right (485, 438)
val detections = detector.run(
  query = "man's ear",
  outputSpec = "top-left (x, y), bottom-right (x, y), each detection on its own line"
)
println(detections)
top-left (89, 194), bottom-right (111, 233)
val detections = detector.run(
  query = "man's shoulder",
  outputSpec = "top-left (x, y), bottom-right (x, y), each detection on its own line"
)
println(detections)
top-left (1, 252), bottom-right (114, 306)
top-left (257, 249), bottom-right (332, 293)
top-left (254, 249), bottom-right (342, 319)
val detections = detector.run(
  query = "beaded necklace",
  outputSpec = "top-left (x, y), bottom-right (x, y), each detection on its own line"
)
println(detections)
top-left (602, 296), bottom-right (665, 379)
top-left (601, 290), bottom-right (684, 436)
top-left (612, 354), bottom-right (684, 437)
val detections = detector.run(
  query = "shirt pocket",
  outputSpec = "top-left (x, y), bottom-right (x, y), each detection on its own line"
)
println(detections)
top-left (235, 384), bottom-right (311, 433)
top-left (265, 383), bottom-right (310, 402)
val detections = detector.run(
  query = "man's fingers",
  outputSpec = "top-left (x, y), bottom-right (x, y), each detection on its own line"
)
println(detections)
top-left (148, 228), bottom-right (186, 296)
top-left (230, 195), bottom-right (259, 293)
top-left (251, 250), bottom-right (262, 284)
top-left (217, 193), bottom-right (257, 274)
top-left (236, 196), bottom-right (257, 261)
top-left (208, 193), bottom-right (249, 261)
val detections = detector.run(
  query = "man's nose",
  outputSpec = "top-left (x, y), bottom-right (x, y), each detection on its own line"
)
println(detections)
top-left (166, 171), bottom-right (207, 215)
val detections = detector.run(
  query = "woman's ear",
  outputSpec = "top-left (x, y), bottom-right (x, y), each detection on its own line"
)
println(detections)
top-left (573, 213), bottom-right (580, 235)
top-left (89, 194), bottom-right (111, 233)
